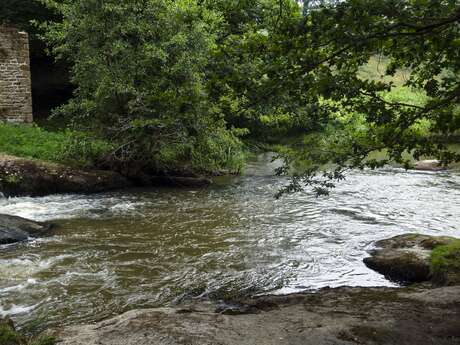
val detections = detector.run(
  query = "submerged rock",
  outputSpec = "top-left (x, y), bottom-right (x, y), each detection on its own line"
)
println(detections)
top-left (363, 233), bottom-right (458, 284)
top-left (0, 213), bottom-right (51, 245)
top-left (413, 160), bottom-right (446, 171)
top-left (53, 285), bottom-right (460, 345)
top-left (0, 154), bottom-right (132, 197)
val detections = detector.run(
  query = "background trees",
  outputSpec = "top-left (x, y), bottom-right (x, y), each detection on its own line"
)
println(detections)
top-left (270, 0), bottom-right (460, 195)
top-left (4, 0), bottom-right (459, 186)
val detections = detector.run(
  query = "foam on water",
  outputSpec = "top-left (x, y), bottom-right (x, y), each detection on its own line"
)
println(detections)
top-left (0, 303), bottom-right (39, 317)
top-left (0, 194), bottom-right (151, 221)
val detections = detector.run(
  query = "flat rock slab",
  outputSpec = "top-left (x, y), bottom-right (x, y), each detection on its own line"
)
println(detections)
top-left (0, 154), bottom-right (132, 197)
top-left (0, 213), bottom-right (51, 244)
top-left (54, 286), bottom-right (460, 345)
top-left (364, 233), bottom-right (458, 284)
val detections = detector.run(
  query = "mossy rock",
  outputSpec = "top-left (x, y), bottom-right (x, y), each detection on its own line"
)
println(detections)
top-left (364, 234), bottom-right (460, 285)
top-left (364, 250), bottom-right (430, 284)
top-left (430, 240), bottom-right (460, 286)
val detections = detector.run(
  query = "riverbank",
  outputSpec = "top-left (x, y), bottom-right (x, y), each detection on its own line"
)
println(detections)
top-left (0, 123), bottom-right (223, 197)
top-left (0, 154), bottom-right (213, 197)
top-left (0, 152), bottom-right (454, 198)
top-left (52, 284), bottom-right (460, 345)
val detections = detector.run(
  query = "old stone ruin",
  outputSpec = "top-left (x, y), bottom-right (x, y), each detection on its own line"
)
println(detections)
top-left (0, 25), bottom-right (33, 123)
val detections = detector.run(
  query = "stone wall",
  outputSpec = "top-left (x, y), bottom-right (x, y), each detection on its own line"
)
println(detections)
top-left (0, 26), bottom-right (33, 123)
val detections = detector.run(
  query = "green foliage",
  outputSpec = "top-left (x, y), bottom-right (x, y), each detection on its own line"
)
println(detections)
top-left (40, 0), bottom-right (246, 174)
top-left (430, 240), bottom-right (460, 276)
top-left (0, 0), bottom-right (51, 31)
top-left (0, 320), bottom-right (56, 345)
top-left (57, 132), bottom-right (113, 167)
top-left (190, 127), bottom-right (248, 173)
top-left (0, 322), bottom-right (22, 345)
top-left (25, 0), bottom-right (460, 183)
top-left (0, 123), bottom-right (112, 167)
top-left (204, 0), bottom-right (319, 140)
top-left (270, 0), bottom-right (460, 195)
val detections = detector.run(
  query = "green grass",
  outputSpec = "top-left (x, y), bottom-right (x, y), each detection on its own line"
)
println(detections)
top-left (430, 240), bottom-right (460, 276)
top-left (359, 56), bottom-right (429, 107)
top-left (0, 322), bottom-right (22, 345)
top-left (0, 123), bottom-right (112, 167)
top-left (0, 321), bottom-right (56, 345)
top-left (359, 56), bottom-right (410, 87)
top-left (0, 123), bottom-right (70, 161)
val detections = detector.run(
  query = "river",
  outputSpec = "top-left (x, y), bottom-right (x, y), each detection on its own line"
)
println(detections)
top-left (1, 153), bottom-right (459, 329)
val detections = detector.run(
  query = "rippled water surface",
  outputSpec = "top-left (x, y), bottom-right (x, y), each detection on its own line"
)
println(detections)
top-left (1, 153), bottom-right (460, 328)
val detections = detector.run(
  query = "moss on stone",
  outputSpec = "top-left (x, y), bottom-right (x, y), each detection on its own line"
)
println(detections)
top-left (430, 240), bottom-right (460, 285)
top-left (0, 322), bottom-right (23, 345)
top-left (0, 320), bottom-right (56, 345)
top-left (421, 236), bottom-right (456, 250)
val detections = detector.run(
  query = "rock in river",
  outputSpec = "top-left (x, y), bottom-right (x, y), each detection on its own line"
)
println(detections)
top-left (363, 233), bottom-right (458, 284)
top-left (0, 154), bottom-right (132, 197)
top-left (413, 160), bottom-right (446, 171)
top-left (0, 213), bottom-right (52, 245)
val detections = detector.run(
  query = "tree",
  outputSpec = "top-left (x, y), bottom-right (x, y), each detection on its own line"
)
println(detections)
top-left (203, 0), bottom-right (314, 141)
top-left (38, 0), bottom-right (460, 187)
top-left (270, 0), bottom-right (460, 195)
top-left (41, 0), bottom-right (245, 174)
top-left (0, 0), bottom-right (56, 33)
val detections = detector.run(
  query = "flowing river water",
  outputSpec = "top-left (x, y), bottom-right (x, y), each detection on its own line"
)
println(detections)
top-left (1, 153), bottom-right (460, 329)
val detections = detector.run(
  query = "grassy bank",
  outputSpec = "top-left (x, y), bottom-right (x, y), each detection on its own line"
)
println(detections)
top-left (0, 123), bottom-right (112, 167)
